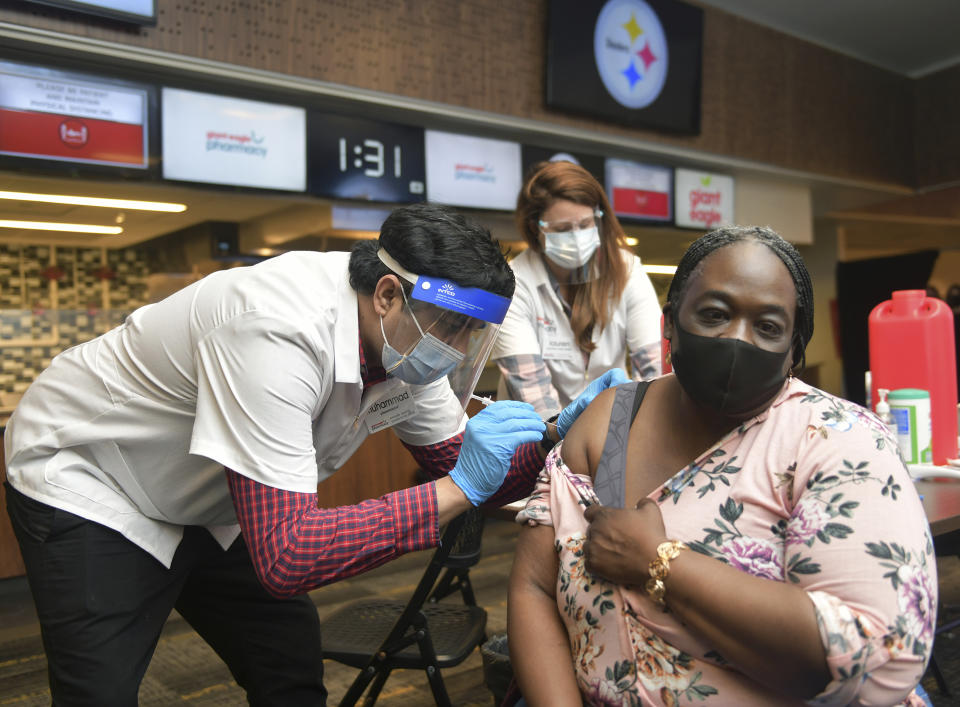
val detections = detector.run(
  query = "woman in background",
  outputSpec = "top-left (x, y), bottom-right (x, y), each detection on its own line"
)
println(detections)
top-left (492, 161), bottom-right (662, 418)
top-left (508, 226), bottom-right (936, 706)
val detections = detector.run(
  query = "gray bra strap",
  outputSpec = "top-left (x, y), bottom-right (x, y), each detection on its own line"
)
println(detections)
top-left (594, 381), bottom-right (642, 508)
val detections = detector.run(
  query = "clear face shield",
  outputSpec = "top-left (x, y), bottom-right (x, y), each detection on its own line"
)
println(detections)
top-left (538, 208), bottom-right (604, 284)
top-left (377, 249), bottom-right (510, 418)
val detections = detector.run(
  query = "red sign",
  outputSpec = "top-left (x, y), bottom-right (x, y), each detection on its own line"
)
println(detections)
top-left (0, 61), bottom-right (148, 168)
top-left (611, 186), bottom-right (670, 219)
top-left (0, 108), bottom-right (144, 166)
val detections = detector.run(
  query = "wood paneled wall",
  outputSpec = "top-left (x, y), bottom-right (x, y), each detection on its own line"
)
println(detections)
top-left (317, 430), bottom-right (421, 508)
top-left (0, 431), bottom-right (27, 579)
top-left (0, 0), bottom-right (920, 187)
top-left (0, 427), bottom-right (422, 579)
top-left (915, 63), bottom-right (960, 189)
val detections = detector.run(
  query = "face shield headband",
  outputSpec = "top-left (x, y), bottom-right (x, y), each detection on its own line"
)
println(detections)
top-left (376, 249), bottom-right (511, 416)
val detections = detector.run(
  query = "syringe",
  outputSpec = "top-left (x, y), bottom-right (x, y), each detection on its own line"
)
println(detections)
top-left (470, 393), bottom-right (496, 406)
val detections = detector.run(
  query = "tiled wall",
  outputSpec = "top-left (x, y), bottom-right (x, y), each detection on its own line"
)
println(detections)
top-left (0, 244), bottom-right (149, 394)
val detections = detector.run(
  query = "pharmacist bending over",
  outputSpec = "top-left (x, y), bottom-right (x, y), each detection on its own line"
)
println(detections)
top-left (4, 203), bottom-right (624, 706)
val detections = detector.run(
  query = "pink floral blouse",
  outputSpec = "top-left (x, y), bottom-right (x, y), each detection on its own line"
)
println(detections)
top-left (517, 378), bottom-right (936, 706)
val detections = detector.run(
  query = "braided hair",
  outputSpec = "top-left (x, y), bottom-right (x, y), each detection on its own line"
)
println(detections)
top-left (666, 226), bottom-right (814, 369)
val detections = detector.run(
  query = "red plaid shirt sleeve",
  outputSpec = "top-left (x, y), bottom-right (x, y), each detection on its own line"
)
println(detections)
top-left (226, 468), bottom-right (439, 598)
top-left (403, 433), bottom-right (542, 507)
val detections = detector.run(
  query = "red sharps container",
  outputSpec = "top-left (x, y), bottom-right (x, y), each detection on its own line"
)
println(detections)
top-left (868, 289), bottom-right (958, 465)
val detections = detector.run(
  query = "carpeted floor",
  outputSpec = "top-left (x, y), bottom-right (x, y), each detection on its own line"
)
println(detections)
top-left (2, 521), bottom-right (960, 706)
top-left (0, 519), bottom-right (520, 706)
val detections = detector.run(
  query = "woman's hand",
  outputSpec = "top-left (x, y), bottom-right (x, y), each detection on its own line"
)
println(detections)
top-left (582, 499), bottom-right (667, 586)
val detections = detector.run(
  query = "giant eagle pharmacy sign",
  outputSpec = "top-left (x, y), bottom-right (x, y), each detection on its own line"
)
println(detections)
top-left (594, 0), bottom-right (669, 109)
top-left (674, 168), bottom-right (735, 229)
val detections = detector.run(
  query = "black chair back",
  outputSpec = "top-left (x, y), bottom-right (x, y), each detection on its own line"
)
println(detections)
top-left (321, 509), bottom-right (488, 707)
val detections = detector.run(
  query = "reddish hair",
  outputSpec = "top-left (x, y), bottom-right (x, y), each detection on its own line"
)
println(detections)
top-left (515, 161), bottom-right (630, 353)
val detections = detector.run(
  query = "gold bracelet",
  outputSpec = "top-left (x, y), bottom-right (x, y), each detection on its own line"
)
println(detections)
top-left (645, 540), bottom-right (688, 608)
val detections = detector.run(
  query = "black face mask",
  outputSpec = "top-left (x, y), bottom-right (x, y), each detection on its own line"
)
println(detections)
top-left (671, 323), bottom-right (792, 416)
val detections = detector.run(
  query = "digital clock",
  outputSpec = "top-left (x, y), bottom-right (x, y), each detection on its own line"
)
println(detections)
top-left (308, 113), bottom-right (426, 203)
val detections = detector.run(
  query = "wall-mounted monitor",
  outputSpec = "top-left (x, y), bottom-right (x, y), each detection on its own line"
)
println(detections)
top-left (547, 0), bottom-right (703, 134)
top-left (162, 88), bottom-right (306, 192)
top-left (674, 168), bottom-right (734, 230)
top-left (22, 1), bottom-right (156, 25)
top-left (308, 113), bottom-right (425, 203)
top-left (521, 144), bottom-right (606, 188)
top-left (605, 158), bottom-right (672, 222)
top-left (0, 60), bottom-right (151, 170)
top-left (425, 130), bottom-right (522, 211)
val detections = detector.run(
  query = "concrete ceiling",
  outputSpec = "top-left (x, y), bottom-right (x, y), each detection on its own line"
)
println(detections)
top-left (695, 0), bottom-right (960, 77)
top-left (0, 171), bottom-right (328, 251)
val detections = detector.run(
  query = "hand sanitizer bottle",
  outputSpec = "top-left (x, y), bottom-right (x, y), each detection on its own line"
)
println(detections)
top-left (876, 388), bottom-right (896, 433)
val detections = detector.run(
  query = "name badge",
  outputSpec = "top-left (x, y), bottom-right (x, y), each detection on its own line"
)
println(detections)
top-left (364, 384), bottom-right (417, 433)
top-left (538, 316), bottom-right (577, 361)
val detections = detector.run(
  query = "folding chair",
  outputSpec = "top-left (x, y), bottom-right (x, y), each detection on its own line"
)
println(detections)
top-left (427, 504), bottom-right (485, 608)
top-left (412, 468), bottom-right (486, 609)
top-left (320, 508), bottom-right (488, 707)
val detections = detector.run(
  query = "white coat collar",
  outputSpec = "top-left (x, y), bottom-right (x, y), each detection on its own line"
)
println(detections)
top-left (517, 248), bottom-right (554, 290)
top-left (333, 263), bottom-right (362, 385)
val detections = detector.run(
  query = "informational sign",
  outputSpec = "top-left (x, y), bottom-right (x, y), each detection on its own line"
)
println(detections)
top-left (330, 206), bottom-right (392, 232)
top-left (162, 88), bottom-right (306, 191)
top-left (0, 61), bottom-right (149, 169)
top-left (547, 0), bottom-right (703, 134)
top-left (425, 130), bottom-right (522, 211)
top-left (674, 168), bottom-right (734, 229)
top-left (24, 1), bottom-right (155, 25)
top-left (604, 158), bottom-right (672, 222)
top-left (521, 144), bottom-right (606, 188)
top-left (308, 113), bottom-right (425, 203)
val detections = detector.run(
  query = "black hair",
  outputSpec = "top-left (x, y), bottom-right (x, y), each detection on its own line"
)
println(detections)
top-left (348, 202), bottom-right (515, 298)
top-left (666, 225), bottom-right (814, 369)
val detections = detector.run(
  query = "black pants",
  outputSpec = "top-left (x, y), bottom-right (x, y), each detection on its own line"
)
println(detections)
top-left (5, 482), bottom-right (326, 706)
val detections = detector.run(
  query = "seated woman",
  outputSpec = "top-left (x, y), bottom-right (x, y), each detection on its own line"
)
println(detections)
top-left (508, 226), bottom-right (936, 706)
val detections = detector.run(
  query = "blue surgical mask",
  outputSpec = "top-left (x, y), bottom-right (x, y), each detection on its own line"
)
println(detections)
top-left (380, 300), bottom-right (465, 386)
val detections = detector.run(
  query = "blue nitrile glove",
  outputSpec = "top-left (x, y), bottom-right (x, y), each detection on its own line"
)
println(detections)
top-left (556, 368), bottom-right (630, 438)
top-left (449, 400), bottom-right (546, 506)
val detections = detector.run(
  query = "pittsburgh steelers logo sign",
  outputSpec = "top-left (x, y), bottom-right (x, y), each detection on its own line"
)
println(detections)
top-left (594, 0), bottom-right (668, 109)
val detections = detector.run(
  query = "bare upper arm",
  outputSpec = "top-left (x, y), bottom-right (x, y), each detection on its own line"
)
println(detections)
top-left (509, 522), bottom-right (559, 599)
top-left (558, 385), bottom-right (618, 481)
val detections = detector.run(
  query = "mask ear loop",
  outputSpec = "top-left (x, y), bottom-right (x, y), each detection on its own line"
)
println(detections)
top-left (379, 281), bottom-right (427, 374)
top-left (397, 284), bottom-right (427, 339)
top-left (379, 314), bottom-right (402, 374)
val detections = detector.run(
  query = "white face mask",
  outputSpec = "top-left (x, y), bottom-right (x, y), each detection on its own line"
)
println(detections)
top-left (542, 226), bottom-right (601, 269)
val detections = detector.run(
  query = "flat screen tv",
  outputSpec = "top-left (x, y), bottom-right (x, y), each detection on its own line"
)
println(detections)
top-left (673, 167), bottom-right (734, 230)
top-left (605, 158), bottom-right (672, 223)
top-left (308, 112), bottom-right (426, 203)
top-left (521, 144), bottom-right (606, 188)
top-left (162, 87), bottom-right (306, 192)
top-left (425, 129), bottom-right (522, 211)
top-left (22, 1), bottom-right (156, 25)
top-left (0, 59), bottom-right (152, 171)
top-left (547, 0), bottom-right (703, 134)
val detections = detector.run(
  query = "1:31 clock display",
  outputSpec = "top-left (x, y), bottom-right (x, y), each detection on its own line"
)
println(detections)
top-left (308, 113), bottom-right (426, 203)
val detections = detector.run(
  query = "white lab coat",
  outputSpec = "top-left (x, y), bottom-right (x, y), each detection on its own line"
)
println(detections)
top-left (491, 248), bottom-right (661, 408)
top-left (4, 251), bottom-right (465, 568)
